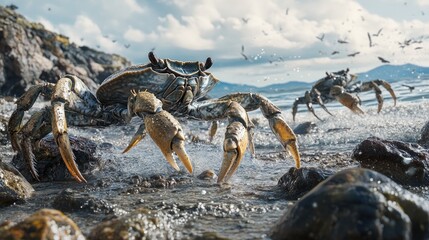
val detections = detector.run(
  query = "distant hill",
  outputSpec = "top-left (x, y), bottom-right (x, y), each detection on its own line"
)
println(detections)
top-left (357, 63), bottom-right (429, 82)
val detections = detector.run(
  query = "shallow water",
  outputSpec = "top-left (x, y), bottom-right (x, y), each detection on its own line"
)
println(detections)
top-left (1, 77), bottom-right (429, 239)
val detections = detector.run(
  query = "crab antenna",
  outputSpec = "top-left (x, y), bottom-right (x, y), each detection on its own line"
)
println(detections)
top-left (130, 89), bottom-right (137, 97)
top-left (148, 51), bottom-right (158, 66)
top-left (204, 57), bottom-right (213, 70)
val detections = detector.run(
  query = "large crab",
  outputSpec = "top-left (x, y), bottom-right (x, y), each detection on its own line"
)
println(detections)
top-left (8, 52), bottom-right (300, 184)
top-left (292, 68), bottom-right (397, 121)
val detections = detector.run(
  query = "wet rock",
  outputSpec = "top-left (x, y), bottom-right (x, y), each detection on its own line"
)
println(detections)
top-left (88, 207), bottom-right (174, 240)
top-left (277, 167), bottom-right (335, 200)
top-left (0, 6), bottom-right (131, 97)
top-left (418, 121), bottom-right (429, 148)
top-left (293, 122), bottom-right (317, 135)
top-left (0, 208), bottom-right (85, 239)
top-left (11, 135), bottom-right (102, 182)
top-left (198, 169), bottom-right (217, 180)
top-left (270, 168), bottom-right (429, 240)
top-left (352, 136), bottom-right (429, 186)
top-left (0, 161), bottom-right (34, 206)
top-left (52, 188), bottom-right (115, 214)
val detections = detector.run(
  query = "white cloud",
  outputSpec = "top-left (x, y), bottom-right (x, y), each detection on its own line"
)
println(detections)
top-left (123, 0), bottom-right (145, 13)
top-left (417, 0), bottom-right (429, 5)
top-left (124, 27), bottom-right (146, 42)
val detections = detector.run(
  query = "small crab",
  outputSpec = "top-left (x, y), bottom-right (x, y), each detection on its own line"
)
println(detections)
top-left (292, 68), bottom-right (397, 121)
top-left (8, 52), bottom-right (301, 184)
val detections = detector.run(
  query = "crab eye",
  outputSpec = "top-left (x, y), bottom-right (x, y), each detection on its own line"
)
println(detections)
top-left (203, 57), bottom-right (213, 70)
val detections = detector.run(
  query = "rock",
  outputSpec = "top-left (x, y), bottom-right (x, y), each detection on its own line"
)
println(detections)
top-left (0, 161), bottom-right (34, 206)
top-left (197, 169), bottom-right (217, 180)
top-left (52, 188), bottom-right (115, 214)
top-left (270, 168), bottom-right (429, 240)
top-left (352, 136), bottom-right (429, 186)
top-left (293, 122), bottom-right (317, 135)
top-left (0, 6), bottom-right (131, 97)
top-left (0, 208), bottom-right (85, 239)
top-left (11, 135), bottom-right (102, 182)
top-left (418, 121), bottom-right (429, 148)
top-left (88, 207), bottom-right (174, 240)
top-left (123, 174), bottom-right (193, 194)
top-left (277, 167), bottom-right (335, 200)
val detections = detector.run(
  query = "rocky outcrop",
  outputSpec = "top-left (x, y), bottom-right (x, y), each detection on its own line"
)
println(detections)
top-left (352, 136), bottom-right (429, 186)
top-left (270, 168), bottom-right (429, 240)
top-left (0, 5), bottom-right (131, 97)
top-left (0, 161), bottom-right (34, 206)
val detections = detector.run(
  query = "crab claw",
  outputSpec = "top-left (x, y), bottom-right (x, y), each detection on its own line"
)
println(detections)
top-left (269, 114), bottom-right (301, 169)
top-left (217, 122), bottom-right (248, 183)
top-left (330, 86), bottom-right (365, 114)
top-left (145, 111), bottom-right (193, 173)
top-left (52, 102), bottom-right (87, 183)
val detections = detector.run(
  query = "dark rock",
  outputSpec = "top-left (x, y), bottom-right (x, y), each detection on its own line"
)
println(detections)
top-left (0, 161), bottom-right (34, 206)
top-left (198, 169), bottom-right (217, 180)
top-left (277, 167), bottom-right (335, 200)
top-left (11, 135), bottom-right (102, 182)
top-left (352, 136), bottom-right (429, 186)
top-left (293, 121), bottom-right (317, 135)
top-left (418, 121), bottom-right (429, 148)
top-left (0, 5), bottom-right (131, 97)
top-left (0, 208), bottom-right (84, 239)
top-left (52, 188), bottom-right (115, 214)
top-left (88, 207), bottom-right (174, 240)
top-left (123, 174), bottom-right (193, 194)
top-left (270, 168), bottom-right (429, 240)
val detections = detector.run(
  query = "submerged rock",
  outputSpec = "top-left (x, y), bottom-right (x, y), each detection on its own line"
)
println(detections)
top-left (0, 208), bottom-right (84, 239)
top-left (352, 136), bottom-right (429, 186)
top-left (11, 135), bottom-right (101, 182)
top-left (277, 167), bottom-right (334, 200)
top-left (293, 122), bottom-right (317, 135)
top-left (0, 161), bottom-right (34, 206)
top-left (270, 168), bottom-right (429, 240)
top-left (52, 188), bottom-right (115, 214)
top-left (88, 207), bottom-right (174, 240)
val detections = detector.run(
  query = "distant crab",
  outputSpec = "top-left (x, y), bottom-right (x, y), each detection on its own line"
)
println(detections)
top-left (292, 68), bottom-right (397, 121)
top-left (8, 52), bottom-right (301, 184)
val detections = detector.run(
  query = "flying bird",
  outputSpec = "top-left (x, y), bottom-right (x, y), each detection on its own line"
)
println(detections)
top-left (402, 84), bottom-right (415, 93)
top-left (331, 51), bottom-right (340, 55)
top-left (316, 33), bottom-right (325, 41)
top-left (241, 18), bottom-right (249, 24)
top-left (337, 39), bottom-right (349, 44)
top-left (378, 56), bottom-right (390, 63)
top-left (347, 51), bottom-right (360, 57)
top-left (372, 28), bottom-right (383, 37)
top-left (367, 32), bottom-right (375, 47)
top-left (285, 8), bottom-right (289, 15)
top-left (124, 43), bottom-right (131, 48)
top-left (241, 45), bottom-right (249, 60)
top-left (415, 46), bottom-right (423, 50)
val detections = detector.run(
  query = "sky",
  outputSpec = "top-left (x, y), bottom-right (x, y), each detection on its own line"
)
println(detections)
top-left (1, 0), bottom-right (428, 86)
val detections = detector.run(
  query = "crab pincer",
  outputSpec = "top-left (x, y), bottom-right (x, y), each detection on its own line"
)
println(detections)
top-left (123, 91), bottom-right (193, 173)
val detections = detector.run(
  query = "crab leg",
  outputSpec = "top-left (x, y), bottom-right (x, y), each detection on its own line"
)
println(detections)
top-left (124, 91), bottom-right (193, 173)
top-left (330, 86), bottom-right (364, 114)
top-left (216, 93), bottom-right (301, 168)
top-left (359, 79), bottom-right (397, 112)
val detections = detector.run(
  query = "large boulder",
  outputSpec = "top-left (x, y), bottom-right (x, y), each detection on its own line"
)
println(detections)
top-left (0, 5), bottom-right (131, 97)
top-left (352, 136), bottom-right (429, 186)
top-left (270, 168), bottom-right (429, 240)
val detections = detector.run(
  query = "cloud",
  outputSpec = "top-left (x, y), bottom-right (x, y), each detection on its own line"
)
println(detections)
top-left (124, 27), bottom-right (146, 42)
top-left (417, 0), bottom-right (429, 6)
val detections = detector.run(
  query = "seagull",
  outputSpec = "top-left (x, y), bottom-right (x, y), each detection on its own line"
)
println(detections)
top-left (337, 39), bottom-right (349, 44)
top-left (372, 28), bottom-right (383, 37)
top-left (285, 8), bottom-right (289, 15)
top-left (241, 45), bottom-right (249, 60)
top-left (331, 51), bottom-right (340, 55)
top-left (124, 43), bottom-right (131, 48)
top-left (415, 46), bottom-right (423, 50)
top-left (241, 18), bottom-right (249, 24)
top-left (378, 56), bottom-right (390, 63)
top-left (347, 51), bottom-right (360, 57)
top-left (262, 30), bottom-right (268, 36)
top-left (402, 84), bottom-right (415, 93)
top-left (367, 32), bottom-right (375, 47)
top-left (316, 33), bottom-right (325, 41)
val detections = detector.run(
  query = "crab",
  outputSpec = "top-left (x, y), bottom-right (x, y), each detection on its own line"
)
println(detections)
top-left (8, 52), bottom-right (301, 184)
top-left (292, 68), bottom-right (397, 121)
